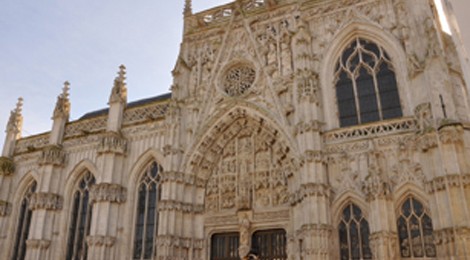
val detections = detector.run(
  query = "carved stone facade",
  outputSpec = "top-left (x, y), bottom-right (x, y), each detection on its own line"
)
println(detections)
top-left (2, 0), bottom-right (470, 259)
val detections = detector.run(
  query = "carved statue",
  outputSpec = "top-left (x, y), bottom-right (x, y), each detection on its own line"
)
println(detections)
top-left (238, 216), bottom-right (251, 258)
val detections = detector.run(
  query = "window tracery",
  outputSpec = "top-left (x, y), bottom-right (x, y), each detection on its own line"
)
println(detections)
top-left (397, 197), bottom-right (436, 258)
top-left (132, 161), bottom-right (162, 260)
top-left (222, 65), bottom-right (256, 97)
top-left (11, 181), bottom-right (37, 260)
top-left (338, 203), bottom-right (372, 260)
top-left (335, 38), bottom-right (402, 127)
top-left (66, 172), bottom-right (95, 260)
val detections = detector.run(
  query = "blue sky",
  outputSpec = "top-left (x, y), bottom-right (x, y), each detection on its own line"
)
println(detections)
top-left (0, 0), bottom-right (469, 148)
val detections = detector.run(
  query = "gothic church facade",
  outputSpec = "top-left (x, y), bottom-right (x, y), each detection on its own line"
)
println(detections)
top-left (1, 0), bottom-right (470, 259)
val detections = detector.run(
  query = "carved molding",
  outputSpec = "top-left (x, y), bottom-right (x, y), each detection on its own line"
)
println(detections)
top-left (90, 183), bottom-right (127, 203)
top-left (29, 192), bottom-right (63, 211)
top-left (163, 145), bottom-right (184, 156)
top-left (438, 124), bottom-right (464, 144)
top-left (155, 235), bottom-right (204, 249)
top-left (158, 200), bottom-right (204, 213)
top-left (0, 200), bottom-right (11, 216)
top-left (86, 235), bottom-right (116, 247)
top-left (426, 174), bottom-right (470, 193)
top-left (26, 239), bottom-right (51, 250)
top-left (97, 132), bottom-right (127, 155)
top-left (159, 171), bottom-right (205, 188)
top-left (369, 231), bottom-right (399, 259)
top-left (290, 183), bottom-right (331, 206)
top-left (302, 150), bottom-right (323, 164)
top-left (416, 133), bottom-right (438, 152)
top-left (0, 156), bottom-right (15, 176)
top-left (294, 120), bottom-right (323, 136)
top-left (297, 224), bottom-right (332, 256)
top-left (38, 145), bottom-right (66, 166)
top-left (253, 209), bottom-right (290, 221)
top-left (204, 215), bottom-right (239, 226)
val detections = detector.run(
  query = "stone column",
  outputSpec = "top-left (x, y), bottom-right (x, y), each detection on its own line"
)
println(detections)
top-left (290, 18), bottom-right (332, 260)
top-left (425, 124), bottom-right (470, 259)
top-left (0, 98), bottom-right (23, 259)
top-left (87, 66), bottom-right (128, 260)
top-left (26, 83), bottom-right (70, 260)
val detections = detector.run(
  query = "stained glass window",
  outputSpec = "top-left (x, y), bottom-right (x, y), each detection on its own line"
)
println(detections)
top-left (133, 162), bottom-right (162, 260)
top-left (211, 233), bottom-right (240, 260)
top-left (338, 204), bottom-right (372, 260)
top-left (11, 181), bottom-right (37, 260)
top-left (397, 197), bottom-right (436, 258)
top-left (66, 172), bottom-right (95, 260)
top-left (335, 38), bottom-right (402, 127)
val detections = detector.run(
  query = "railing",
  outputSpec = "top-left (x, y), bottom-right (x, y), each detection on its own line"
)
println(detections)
top-left (323, 117), bottom-right (416, 144)
top-left (193, 0), bottom-right (267, 26)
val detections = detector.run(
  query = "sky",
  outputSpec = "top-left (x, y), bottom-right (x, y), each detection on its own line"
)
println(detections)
top-left (0, 0), bottom-right (469, 149)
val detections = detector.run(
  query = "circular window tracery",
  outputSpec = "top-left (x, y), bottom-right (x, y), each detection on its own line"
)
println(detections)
top-left (222, 65), bottom-right (256, 97)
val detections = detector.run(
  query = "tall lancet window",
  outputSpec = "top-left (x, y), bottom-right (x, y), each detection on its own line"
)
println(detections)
top-left (66, 172), bottom-right (95, 260)
top-left (338, 203), bottom-right (372, 260)
top-left (397, 197), bottom-right (436, 258)
top-left (133, 161), bottom-right (162, 260)
top-left (11, 181), bottom-right (37, 260)
top-left (335, 38), bottom-right (402, 127)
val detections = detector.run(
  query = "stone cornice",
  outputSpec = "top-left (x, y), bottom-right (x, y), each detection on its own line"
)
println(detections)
top-left (90, 183), bottom-right (127, 203)
top-left (29, 192), bottom-right (63, 211)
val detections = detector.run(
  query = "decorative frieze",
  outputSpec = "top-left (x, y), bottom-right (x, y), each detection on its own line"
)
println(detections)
top-left (163, 144), bottom-right (184, 156)
top-left (0, 200), bottom-right (11, 216)
top-left (297, 224), bottom-right (333, 257)
top-left (38, 145), bottom-right (66, 166)
top-left (290, 183), bottom-right (331, 206)
top-left (369, 231), bottom-right (399, 260)
top-left (97, 132), bottom-right (127, 155)
top-left (90, 183), bottom-right (127, 203)
top-left (253, 210), bottom-right (289, 221)
top-left (86, 235), bottom-right (116, 247)
top-left (205, 215), bottom-right (238, 226)
top-left (29, 192), bottom-right (63, 211)
top-left (426, 174), bottom-right (470, 193)
top-left (0, 156), bottom-right (15, 175)
top-left (302, 150), bottom-right (323, 164)
top-left (26, 239), bottom-right (51, 250)
top-left (434, 228), bottom-right (455, 246)
top-left (158, 200), bottom-right (204, 213)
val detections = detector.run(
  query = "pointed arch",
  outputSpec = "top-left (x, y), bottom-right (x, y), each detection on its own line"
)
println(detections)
top-left (393, 183), bottom-right (430, 213)
top-left (128, 148), bottom-right (165, 187)
top-left (321, 20), bottom-right (411, 129)
top-left (7, 172), bottom-right (37, 260)
top-left (332, 191), bottom-right (369, 224)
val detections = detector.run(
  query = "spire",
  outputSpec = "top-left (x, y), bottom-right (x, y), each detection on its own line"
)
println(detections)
top-left (184, 0), bottom-right (192, 16)
top-left (53, 81), bottom-right (71, 119)
top-left (109, 65), bottom-right (128, 104)
top-left (6, 97), bottom-right (23, 134)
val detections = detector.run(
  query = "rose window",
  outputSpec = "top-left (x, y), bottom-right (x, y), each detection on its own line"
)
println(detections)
top-left (222, 65), bottom-right (256, 97)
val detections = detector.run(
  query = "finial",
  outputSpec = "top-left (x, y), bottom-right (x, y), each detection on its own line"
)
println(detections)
top-left (62, 81), bottom-right (70, 99)
top-left (6, 97), bottom-right (23, 133)
top-left (53, 81), bottom-right (71, 119)
top-left (184, 0), bottom-right (192, 16)
top-left (109, 65), bottom-right (128, 104)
